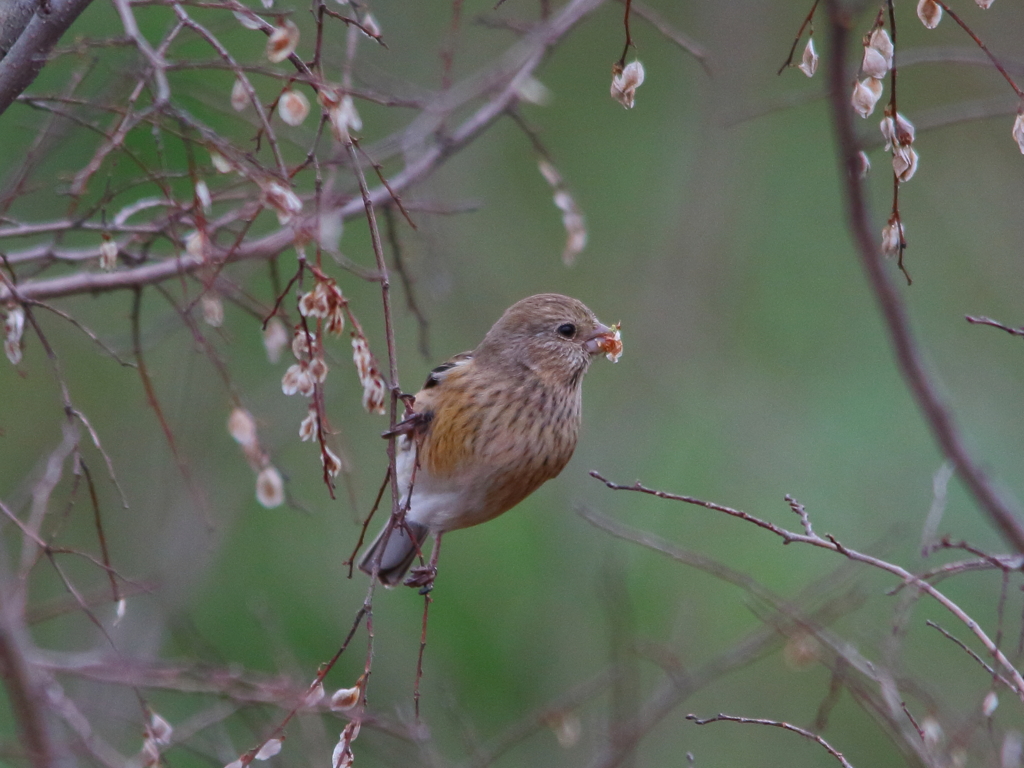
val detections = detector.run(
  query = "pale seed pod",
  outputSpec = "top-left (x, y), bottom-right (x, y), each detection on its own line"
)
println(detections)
top-left (266, 19), bottom-right (299, 63)
top-left (868, 28), bottom-right (893, 69)
top-left (279, 89), bottom-right (310, 126)
top-left (195, 179), bottom-right (212, 213)
top-left (610, 60), bottom-right (645, 109)
top-left (861, 46), bottom-right (889, 79)
top-left (798, 37), bottom-right (818, 77)
top-left (881, 216), bottom-right (904, 257)
top-left (257, 466), bottom-right (284, 507)
top-left (322, 445), bottom-right (343, 476)
top-left (917, 0), bottom-right (942, 28)
top-left (99, 238), bottom-right (118, 270)
top-left (1012, 112), bottom-right (1024, 154)
top-left (254, 738), bottom-right (283, 760)
top-left (851, 77), bottom-right (883, 118)
top-left (231, 77), bottom-right (248, 111)
top-left (210, 149), bottom-right (233, 174)
top-left (263, 317), bottom-right (289, 363)
top-left (228, 408), bottom-right (259, 449)
top-left (299, 405), bottom-right (319, 442)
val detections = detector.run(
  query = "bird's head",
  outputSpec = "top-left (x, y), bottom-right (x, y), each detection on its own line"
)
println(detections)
top-left (476, 294), bottom-right (621, 385)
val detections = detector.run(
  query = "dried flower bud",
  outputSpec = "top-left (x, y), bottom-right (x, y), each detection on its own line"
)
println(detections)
top-left (318, 86), bottom-right (341, 110)
top-left (307, 356), bottom-right (328, 384)
top-left (328, 95), bottom-right (361, 143)
top-left (851, 77), bottom-right (883, 118)
top-left (893, 144), bottom-right (919, 182)
top-left (798, 37), bottom-right (818, 77)
top-left (202, 294), bottom-right (224, 327)
top-left (282, 362), bottom-right (315, 396)
top-left (254, 738), bottom-right (283, 760)
top-left (299, 283), bottom-right (330, 318)
top-left (263, 181), bottom-right (302, 225)
top-left (917, 0), bottom-right (942, 28)
top-left (1013, 112), bottom-right (1024, 154)
top-left (279, 89), bottom-right (310, 126)
top-left (263, 317), bottom-right (289, 363)
top-left (210, 149), bottom-right (233, 174)
top-left (231, 77), bottom-right (249, 112)
top-left (148, 712), bottom-right (174, 746)
top-left (331, 722), bottom-right (361, 768)
top-left (854, 150), bottom-right (871, 178)
top-left (514, 75), bottom-right (553, 105)
top-left (976, 0), bottom-right (994, 8)
top-left (921, 717), bottom-right (943, 751)
top-left (351, 335), bottom-right (386, 414)
top-left (299, 405), bottom-right (319, 442)
top-left (322, 445), bottom-right (343, 476)
top-left (894, 112), bottom-right (916, 145)
top-left (291, 328), bottom-right (317, 360)
top-left (546, 711), bottom-right (581, 749)
top-left (326, 305), bottom-right (345, 336)
top-left (610, 60), bottom-right (645, 109)
top-left (256, 466), bottom-right (284, 507)
top-left (195, 180), bottom-right (212, 213)
top-left (330, 684), bottom-right (361, 711)
top-left (99, 237), bottom-right (118, 270)
top-left (360, 11), bottom-right (380, 38)
top-left (983, 690), bottom-right (999, 717)
top-left (266, 19), bottom-right (299, 63)
top-left (881, 216), bottom-right (905, 257)
top-left (861, 45), bottom-right (889, 79)
top-left (228, 408), bottom-right (259, 448)
top-left (185, 230), bottom-right (209, 259)
top-left (303, 681), bottom-right (325, 707)
top-left (868, 28), bottom-right (893, 69)
top-left (4, 305), bottom-right (25, 365)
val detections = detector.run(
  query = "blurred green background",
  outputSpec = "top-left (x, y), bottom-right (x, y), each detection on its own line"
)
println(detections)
top-left (3, 1), bottom-right (1024, 766)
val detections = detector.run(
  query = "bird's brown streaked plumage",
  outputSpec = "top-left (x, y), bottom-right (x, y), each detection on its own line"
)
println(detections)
top-left (358, 294), bottom-right (620, 586)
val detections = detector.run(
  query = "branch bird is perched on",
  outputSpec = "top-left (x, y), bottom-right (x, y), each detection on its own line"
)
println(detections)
top-left (358, 294), bottom-right (622, 587)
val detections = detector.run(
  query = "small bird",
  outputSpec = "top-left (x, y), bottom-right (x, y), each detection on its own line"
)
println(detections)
top-left (358, 293), bottom-right (621, 587)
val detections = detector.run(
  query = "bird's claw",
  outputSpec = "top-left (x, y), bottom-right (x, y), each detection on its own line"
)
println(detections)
top-left (404, 565), bottom-right (436, 592)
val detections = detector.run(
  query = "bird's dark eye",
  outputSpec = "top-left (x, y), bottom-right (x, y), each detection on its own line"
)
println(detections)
top-left (557, 323), bottom-right (577, 339)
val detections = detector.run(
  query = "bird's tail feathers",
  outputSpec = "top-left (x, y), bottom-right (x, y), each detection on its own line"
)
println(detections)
top-left (357, 518), bottom-right (429, 587)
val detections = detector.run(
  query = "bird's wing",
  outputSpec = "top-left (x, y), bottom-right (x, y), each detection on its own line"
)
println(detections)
top-left (381, 351), bottom-right (473, 441)
top-left (421, 351), bottom-right (473, 390)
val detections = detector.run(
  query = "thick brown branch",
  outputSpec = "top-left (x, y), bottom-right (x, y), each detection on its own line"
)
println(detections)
top-left (0, 0), bottom-right (96, 116)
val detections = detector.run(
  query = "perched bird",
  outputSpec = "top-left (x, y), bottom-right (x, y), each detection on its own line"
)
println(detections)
top-left (358, 293), bottom-right (621, 587)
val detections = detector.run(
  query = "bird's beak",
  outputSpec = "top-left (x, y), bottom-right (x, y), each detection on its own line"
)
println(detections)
top-left (583, 322), bottom-right (623, 362)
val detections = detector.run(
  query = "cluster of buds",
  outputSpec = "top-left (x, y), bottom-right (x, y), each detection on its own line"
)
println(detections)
top-left (4, 304), bottom-right (25, 365)
top-left (352, 333), bottom-right (386, 415)
top-left (228, 407), bottom-right (285, 507)
top-left (851, 28), bottom-right (892, 118)
top-left (610, 60), bottom-right (645, 109)
top-left (298, 276), bottom-right (347, 335)
top-left (538, 160), bottom-right (587, 265)
top-left (881, 110), bottom-right (918, 182)
top-left (282, 327), bottom-right (327, 398)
